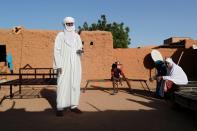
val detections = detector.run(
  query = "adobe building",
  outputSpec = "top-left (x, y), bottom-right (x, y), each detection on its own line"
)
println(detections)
top-left (0, 27), bottom-right (197, 89)
top-left (163, 37), bottom-right (191, 45)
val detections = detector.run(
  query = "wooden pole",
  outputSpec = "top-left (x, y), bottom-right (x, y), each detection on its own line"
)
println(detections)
top-left (177, 51), bottom-right (184, 65)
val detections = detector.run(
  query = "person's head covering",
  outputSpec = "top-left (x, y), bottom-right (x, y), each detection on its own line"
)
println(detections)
top-left (63, 17), bottom-right (75, 32)
top-left (165, 58), bottom-right (174, 67)
top-left (63, 17), bottom-right (75, 24)
top-left (115, 61), bottom-right (122, 69)
top-left (115, 61), bottom-right (121, 65)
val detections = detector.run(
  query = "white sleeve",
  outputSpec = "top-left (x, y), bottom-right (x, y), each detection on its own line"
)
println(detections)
top-left (77, 34), bottom-right (83, 50)
top-left (53, 33), bottom-right (62, 69)
top-left (162, 76), bottom-right (172, 81)
top-left (162, 65), bottom-right (188, 84)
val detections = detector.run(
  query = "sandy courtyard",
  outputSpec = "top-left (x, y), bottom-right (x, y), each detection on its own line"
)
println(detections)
top-left (0, 86), bottom-right (197, 131)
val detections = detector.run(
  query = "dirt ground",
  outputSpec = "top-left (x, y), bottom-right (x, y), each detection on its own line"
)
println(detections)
top-left (0, 86), bottom-right (197, 131)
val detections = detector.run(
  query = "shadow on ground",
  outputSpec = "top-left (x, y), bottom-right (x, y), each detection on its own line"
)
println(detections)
top-left (0, 88), bottom-right (197, 131)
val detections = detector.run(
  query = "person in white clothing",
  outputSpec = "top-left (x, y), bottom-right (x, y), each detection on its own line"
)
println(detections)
top-left (53, 17), bottom-right (83, 116)
top-left (157, 58), bottom-right (188, 94)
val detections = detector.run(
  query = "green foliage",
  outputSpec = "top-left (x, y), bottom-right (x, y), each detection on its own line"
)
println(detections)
top-left (78, 15), bottom-right (131, 48)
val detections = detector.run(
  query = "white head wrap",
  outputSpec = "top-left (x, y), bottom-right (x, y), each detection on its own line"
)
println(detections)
top-left (63, 17), bottom-right (75, 32)
top-left (165, 58), bottom-right (174, 67)
top-left (62, 17), bottom-right (77, 47)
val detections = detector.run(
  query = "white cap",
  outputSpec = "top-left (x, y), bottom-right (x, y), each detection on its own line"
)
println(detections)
top-left (165, 58), bottom-right (173, 63)
top-left (165, 58), bottom-right (173, 66)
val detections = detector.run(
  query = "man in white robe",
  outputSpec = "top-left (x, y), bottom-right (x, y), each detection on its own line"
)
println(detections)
top-left (157, 58), bottom-right (188, 93)
top-left (53, 17), bottom-right (83, 116)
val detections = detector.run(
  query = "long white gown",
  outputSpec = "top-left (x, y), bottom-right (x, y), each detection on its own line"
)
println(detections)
top-left (163, 61), bottom-right (188, 85)
top-left (53, 30), bottom-right (82, 109)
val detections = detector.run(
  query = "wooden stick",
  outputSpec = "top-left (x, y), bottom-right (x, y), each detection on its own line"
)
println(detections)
top-left (177, 51), bottom-right (184, 65)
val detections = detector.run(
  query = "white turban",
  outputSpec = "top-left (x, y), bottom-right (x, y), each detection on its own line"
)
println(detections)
top-left (63, 17), bottom-right (75, 24)
top-left (63, 17), bottom-right (75, 32)
top-left (165, 58), bottom-right (173, 67)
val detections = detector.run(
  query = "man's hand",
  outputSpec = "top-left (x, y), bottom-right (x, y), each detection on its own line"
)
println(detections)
top-left (76, 49), bottom-right (84, 55)
top-left (57, 68), bottom-right (62, 76)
